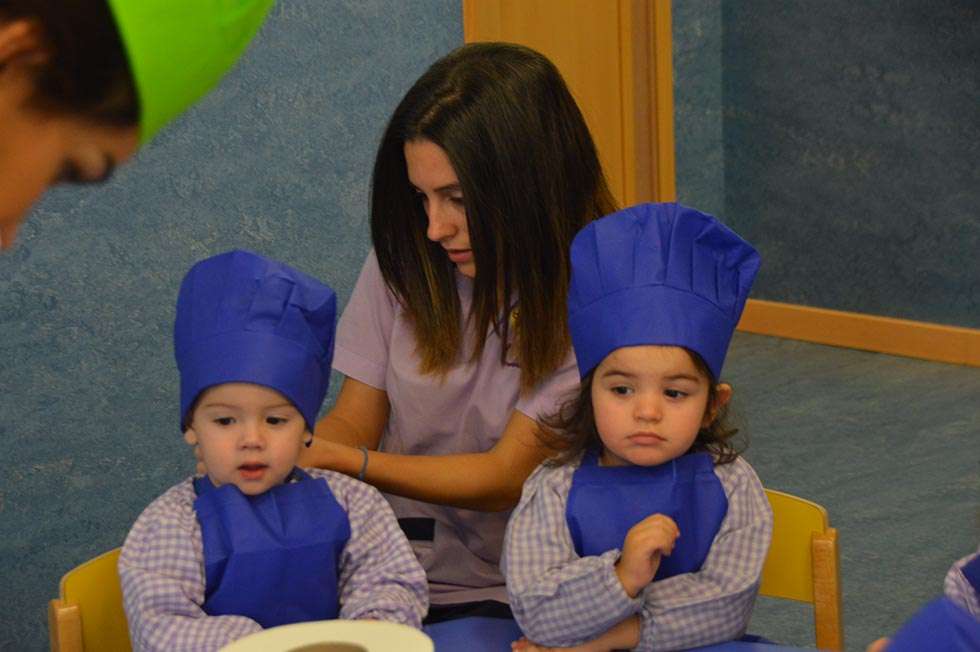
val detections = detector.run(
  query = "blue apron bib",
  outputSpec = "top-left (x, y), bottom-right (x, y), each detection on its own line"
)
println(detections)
top-left (193, 468), bottom-right (351, 628)
top-left (566, 450), bottom-right (728, 581)
top-left (886, 554), bottom-right (980, 651)
top-left (885, 597), bottom-right (980, 651)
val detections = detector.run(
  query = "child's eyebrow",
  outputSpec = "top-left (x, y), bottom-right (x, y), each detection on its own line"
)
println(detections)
top-left (664, 373), bottom-right (701, 382)
top-left (599, 368), bottom-right (636, 379)
top-left (200, 402), bottom-right (296, 410)
top-left (600, 370), bottom-right (702, 383)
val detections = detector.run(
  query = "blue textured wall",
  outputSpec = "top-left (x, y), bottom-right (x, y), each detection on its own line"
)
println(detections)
top-left (0, 2), bottom-right (461, 648)
top-left (673, 0), bottom-right (724, 220)
top-left (675, 0), bottom-right (979, 328)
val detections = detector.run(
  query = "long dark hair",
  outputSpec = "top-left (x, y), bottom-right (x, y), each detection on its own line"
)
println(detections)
top-left (540, 349), bottom-right (744, 466)
top-left (0, 0), bottom-right (137, 125)
top-left (371, 42), bottom-right (617, 391)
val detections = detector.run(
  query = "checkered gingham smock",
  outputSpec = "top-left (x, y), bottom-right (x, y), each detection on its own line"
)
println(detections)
top-left (502, 455), bottom-right (772, 651)
top-left (944, 546), bottom-right (980, 618)
top-left (119, 468), bottom-right (428, 652)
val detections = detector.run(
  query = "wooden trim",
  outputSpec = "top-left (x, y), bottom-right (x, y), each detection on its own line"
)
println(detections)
top-left (460, 0), bottom-right (676, 206)
top-left (48, 599), bottom-right (82, 652)
top-left (651, 0), bottom-right (676, 201)
top-left (617, 0), bottom-right (639, 204)
top-left (811, 528), bottom-right (844, 652)
top-left (738, 299), bottom-right (980, 367)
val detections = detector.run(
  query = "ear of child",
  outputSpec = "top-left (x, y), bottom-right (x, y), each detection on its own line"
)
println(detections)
top-left (702, 382), bottom-right (733, 428)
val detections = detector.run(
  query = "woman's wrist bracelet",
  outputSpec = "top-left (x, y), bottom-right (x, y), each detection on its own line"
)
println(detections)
top-left (357, 445), bottom-right (369, 481)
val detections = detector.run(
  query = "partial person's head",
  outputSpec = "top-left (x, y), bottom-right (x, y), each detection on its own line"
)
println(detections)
top-left (372, 42), bottom-right (617, 389)
top-left (0, 0), bottom-right (273, 250)
top-left (175, 250), bottom-right (337, 495)
top-left (545, 203), bottom-right (761, 467)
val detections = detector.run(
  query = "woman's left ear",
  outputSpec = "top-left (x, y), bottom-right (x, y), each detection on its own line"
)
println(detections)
top-left (703, 383), bottom-right (733, 427)
top-left (304, 432), bottom-right (314, 448)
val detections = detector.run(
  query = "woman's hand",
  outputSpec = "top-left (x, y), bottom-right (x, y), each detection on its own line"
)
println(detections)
top-left (866, 638), bottom-right (890, 652)
top-left (297, 437), bottom-right (362, 476)
top-left (614, 513), bottom-right (680, 597)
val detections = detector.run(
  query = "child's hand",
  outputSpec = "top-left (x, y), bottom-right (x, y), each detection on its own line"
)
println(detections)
top-left (511, 637), bottom-right (608, 652)
top-left (866, 638), bottom-right (890, 652)
top-left (614, 513), bottom-right (680, 597)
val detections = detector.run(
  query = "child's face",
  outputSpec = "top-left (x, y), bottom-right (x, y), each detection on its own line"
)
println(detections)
top-left (184, 382), bottom-right (309, 495)
top-left (592, 345), bottom-right (715, 467)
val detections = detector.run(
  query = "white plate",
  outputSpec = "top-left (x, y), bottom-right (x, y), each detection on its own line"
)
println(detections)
top-left (219, 620), bottom-right (434, 652)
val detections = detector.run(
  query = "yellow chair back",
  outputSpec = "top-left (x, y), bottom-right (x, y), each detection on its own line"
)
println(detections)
top-left (49, 547), bottom-right (131, 652)
top-left (760, 489), bottom-right (843, 651)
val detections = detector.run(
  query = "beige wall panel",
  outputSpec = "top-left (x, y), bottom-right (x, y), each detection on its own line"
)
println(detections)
top-left (464, 1), bottom-right (629, 203)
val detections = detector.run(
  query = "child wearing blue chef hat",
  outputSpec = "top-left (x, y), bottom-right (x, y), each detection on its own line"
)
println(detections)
top-left (119, 250), bottom-right (428, 651)
top-left (502, 203), bottom-right (773, 651)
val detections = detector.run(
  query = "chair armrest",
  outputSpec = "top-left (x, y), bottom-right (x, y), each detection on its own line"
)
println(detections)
top-left (48, 599), bottom-right (83, 652)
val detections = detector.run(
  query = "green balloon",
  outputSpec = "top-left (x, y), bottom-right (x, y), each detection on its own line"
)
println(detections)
top-left (106, 0), bottom-right (275, 144)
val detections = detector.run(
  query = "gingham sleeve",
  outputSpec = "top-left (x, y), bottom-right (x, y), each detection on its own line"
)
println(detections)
top-left (312, 469), bottom-right (428, 627)
top-left (636, 457), bottom-right (773, 651)
top-left (943, 546), bottom-right (980, 618)
top-left (502, 461), bottom-right (643, 647)
top-left (118, 478), bottom-right (261, 652)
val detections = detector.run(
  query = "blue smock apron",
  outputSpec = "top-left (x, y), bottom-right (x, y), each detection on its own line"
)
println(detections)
top-left (193, 468), bottom-right (351, 628)
top-left (566, 450), bottom-right (728, 580)
top-left (886, 554), bottom-right (980, 651)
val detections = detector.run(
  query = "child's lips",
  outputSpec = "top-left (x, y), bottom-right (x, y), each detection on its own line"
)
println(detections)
top-left (629, 432), bottom-right (667, 445)
top-left (238, 463), bottom-right (268, 480)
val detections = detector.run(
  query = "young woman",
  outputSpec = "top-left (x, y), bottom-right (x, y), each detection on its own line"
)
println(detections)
top-left (0, 0), bottom-right (272, 249)
top-left (300, 42), bottom-right (617, 641)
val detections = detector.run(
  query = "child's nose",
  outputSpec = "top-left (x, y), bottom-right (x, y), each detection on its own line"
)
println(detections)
top-left (239, 421), bottom-right (266, 448)
top-left (635, 393), bottom-right (663, 422)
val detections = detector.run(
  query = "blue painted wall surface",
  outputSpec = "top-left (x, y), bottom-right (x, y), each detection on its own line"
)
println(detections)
top-left (0, 2), bottom-right (461, 648)
top-left (673, 0), bottom-right (724, 220)
top-left (674, 0), bottom-right (979, 328)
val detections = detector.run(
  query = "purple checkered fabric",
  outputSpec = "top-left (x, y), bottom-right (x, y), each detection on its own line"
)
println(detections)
top-left (944, 546), bottom-right (980, 618)
top-left (502, 456), bottom-right (772, 650)
top-left (119, 468), bottom-right (428, 651)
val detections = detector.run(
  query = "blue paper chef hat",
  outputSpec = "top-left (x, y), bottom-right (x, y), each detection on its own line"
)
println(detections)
top-left (568, 203), bottom-right (760, 380)
top-left (174, 250), bottom-right (337, 432)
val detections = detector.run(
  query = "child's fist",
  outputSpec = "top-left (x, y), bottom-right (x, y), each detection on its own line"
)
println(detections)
top-left (614, 513), bottom-right (679, 597)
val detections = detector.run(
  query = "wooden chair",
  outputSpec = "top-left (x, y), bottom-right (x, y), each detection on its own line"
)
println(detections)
top-left (760, 489), bottom-right (844, 651)
top-left (48, 547), bottom-right (132, 652)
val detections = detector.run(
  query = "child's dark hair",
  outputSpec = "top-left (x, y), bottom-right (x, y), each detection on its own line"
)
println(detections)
top-left (540, 348), bottom-right (744, 466)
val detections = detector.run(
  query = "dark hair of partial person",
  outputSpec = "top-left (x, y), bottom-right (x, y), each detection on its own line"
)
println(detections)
top-left (370, 41), bottom-right (617, 391)
top-left (539, 348), bottom-right (744, 466)
top-left (0, 0), bottom-right (138, 125)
